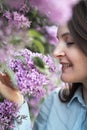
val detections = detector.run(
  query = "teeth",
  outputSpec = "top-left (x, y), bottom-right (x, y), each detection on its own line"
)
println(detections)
top-left (63, 64), bottom-right (70, 67)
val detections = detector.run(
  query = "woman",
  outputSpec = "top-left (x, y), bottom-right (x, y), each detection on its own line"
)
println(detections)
top-left (33, 0), bottom-right (87, 130)
top-left (0, 0), bottom-right (87, 130)
top-left (0, 73), bottom-right (31, 130)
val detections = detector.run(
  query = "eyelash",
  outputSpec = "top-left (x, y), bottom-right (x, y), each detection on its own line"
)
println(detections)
top-left (66, 42), bottom-right (74, 47)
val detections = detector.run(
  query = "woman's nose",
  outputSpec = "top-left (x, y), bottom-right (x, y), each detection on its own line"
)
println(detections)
top-left (53, 43), bottom-right (66, 58)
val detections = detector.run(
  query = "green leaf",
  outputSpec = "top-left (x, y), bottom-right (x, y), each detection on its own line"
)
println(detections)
top-left (28, 29), bottom-right (46, 43)
top-left (33, 57), bottom-right (45, 68)
top-left (14, 55), bottom-right (25, 62)
top-left (10, 36), bottom-right (22, 45)
top-left (0, 95), bottom-right (4, 102)
top-left (33, 39), bottom-right (45, 54)
top-left (32, 57), bottom-right (49, 74)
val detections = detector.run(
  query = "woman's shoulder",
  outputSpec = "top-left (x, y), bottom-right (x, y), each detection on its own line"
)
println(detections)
top-left (33, 87), bottom-right (69, 130)
top-left (33, 87), bottom-right (82, 130)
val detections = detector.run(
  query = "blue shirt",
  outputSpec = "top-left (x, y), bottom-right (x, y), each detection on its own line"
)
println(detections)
top-left (33, 87), bottom-right (87, 130)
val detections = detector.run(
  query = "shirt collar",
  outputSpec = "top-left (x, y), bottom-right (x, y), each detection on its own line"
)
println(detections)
top-left (67, 86), bottom-right (87, 108)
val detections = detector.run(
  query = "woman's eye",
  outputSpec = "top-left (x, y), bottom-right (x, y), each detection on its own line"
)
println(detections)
top-left (66, 42), bottom-right (74, 47)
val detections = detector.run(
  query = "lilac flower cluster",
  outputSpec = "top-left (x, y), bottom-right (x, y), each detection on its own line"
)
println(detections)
top-left (29, 0), bottom-right (80, 24)
top-left (4, 11), bottom-right (31, 29)
top-left (0, 99), bottom-right (19, 130)
top-left (8, 49), bottom-right (57, 101)
top-left (44, 25), bottom-right (58, 46)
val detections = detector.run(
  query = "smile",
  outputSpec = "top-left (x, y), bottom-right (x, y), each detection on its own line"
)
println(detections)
top-left (62, 64), bottom-right (71, 67)
top-left (61, 63), bottom-right (72, 72)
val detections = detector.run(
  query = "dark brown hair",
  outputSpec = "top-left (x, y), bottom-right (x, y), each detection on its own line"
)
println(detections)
top-left (68, 0), bottom-right (87, 55)
top-left (59, 0), bottom-right (87, 102)
top-left (59, 83), bottom-right (82, 102)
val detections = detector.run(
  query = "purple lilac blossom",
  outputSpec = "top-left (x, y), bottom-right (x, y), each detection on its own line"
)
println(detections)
top-left (44, 25), bottom-right (58, 46)
top-left (0, 99), bottom-right (19, 130)
top-left (29, 0), bottom-right (80, 24)
top-left (4, 11), bottom-right (31, 29)
top-left (8, 49), bottom-right (58, 101)
top-left (19, 3), bottom-right (30, 13)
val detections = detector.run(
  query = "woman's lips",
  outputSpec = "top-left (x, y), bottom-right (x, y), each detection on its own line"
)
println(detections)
top-left (60, 62), bottom-right (73, 72)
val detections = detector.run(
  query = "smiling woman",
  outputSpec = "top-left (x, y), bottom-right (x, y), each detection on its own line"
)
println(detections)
top-left (32, 0), bottom-right (87, 130)
top-left (0, 0), bottom-right (87, 130)
top-left (53, 24), bottom-right (87, 84)
top-left (57, 0), bottom-right (87, 103)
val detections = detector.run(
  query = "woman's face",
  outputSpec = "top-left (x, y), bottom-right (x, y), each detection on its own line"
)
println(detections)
top-left (53, 24), bottom-right (87, 84)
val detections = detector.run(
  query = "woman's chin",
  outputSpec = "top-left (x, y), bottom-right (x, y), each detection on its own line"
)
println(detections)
top-left (61, 75), bottom-right (74, 83)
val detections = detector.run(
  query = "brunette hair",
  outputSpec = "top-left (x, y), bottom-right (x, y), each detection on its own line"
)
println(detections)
top-left (68, 0), bottom-right (87, 55)
top-left (59, 83), bottom-right (82, 102)
top-left (59, 0), bottom-right (87, 102)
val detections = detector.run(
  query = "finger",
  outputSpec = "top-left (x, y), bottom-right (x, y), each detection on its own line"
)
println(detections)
top-left (0, 72), bottom-right (18, 90)
top-left (0, 81), bottom-right (24, 106)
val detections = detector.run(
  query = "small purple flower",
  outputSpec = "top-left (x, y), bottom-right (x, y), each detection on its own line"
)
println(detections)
top-left (0, 99), bottom-right (19, 129)
top-left (3, 11), bottom-right (12, 20)
top-left (4, 11), bottom-right (31, 29)
top-left (13, 12), bottom-right (31, 28)
top-left (44, 25), bottom-right (58, 46)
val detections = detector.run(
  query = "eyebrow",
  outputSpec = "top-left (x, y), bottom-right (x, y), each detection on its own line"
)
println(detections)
top-left (57, 32), bottom-right (70, 39)
top-left (62, 33), bottom-right (70, 37)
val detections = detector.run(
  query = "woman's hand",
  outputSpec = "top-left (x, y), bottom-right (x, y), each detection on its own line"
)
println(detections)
top-left (0, 72), bottom-right (24, 106)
